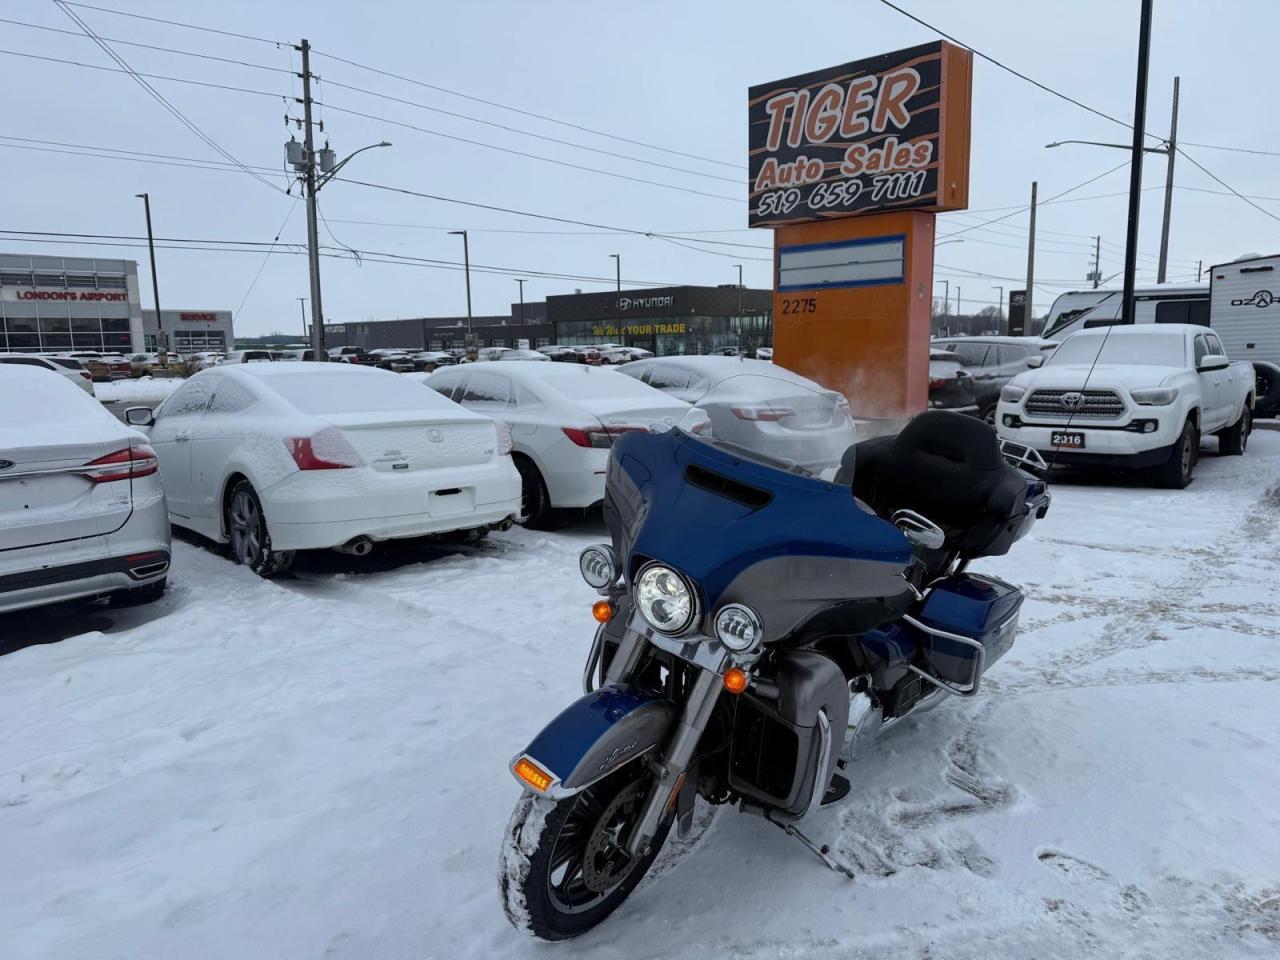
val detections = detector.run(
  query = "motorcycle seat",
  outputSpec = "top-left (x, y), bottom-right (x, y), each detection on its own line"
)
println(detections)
top-left (848, 411), bottom-right (1031, 560)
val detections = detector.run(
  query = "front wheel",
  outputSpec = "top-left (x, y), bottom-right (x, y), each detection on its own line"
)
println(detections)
top-left (500, 764), bottom-right (671, 941)
top-left (1155, 420), bottom-right (1198, 489)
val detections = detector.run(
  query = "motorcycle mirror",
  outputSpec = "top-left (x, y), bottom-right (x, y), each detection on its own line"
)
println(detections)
top-left (891, 509), bottom-right (946, 550)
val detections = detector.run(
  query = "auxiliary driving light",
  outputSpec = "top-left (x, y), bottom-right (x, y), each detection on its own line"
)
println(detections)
top-left (579, 544), bottom-right (620, 589)
top-left (714, 603), bottom-right (762, 652)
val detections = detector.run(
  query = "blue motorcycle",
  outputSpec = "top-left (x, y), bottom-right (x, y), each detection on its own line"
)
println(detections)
top-left (499, 373), bottom-right (1050, 940)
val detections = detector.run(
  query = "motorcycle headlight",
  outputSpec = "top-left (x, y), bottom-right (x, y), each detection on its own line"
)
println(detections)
top-left (635, 563), bottom-right (697, 635)
top-left (1000, 384), bottom-right (1026, 403)
top-left (1131, 387), bottom-right (1177, 405)
top-left (579, 544), bottom-right (620, 590)
top-left (715, 604), bottom-right (762, 652)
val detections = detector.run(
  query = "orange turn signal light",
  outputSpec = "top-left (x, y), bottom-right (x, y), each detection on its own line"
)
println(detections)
top-left (723, 667), bottom-right (749, 695)
top-left (513, 757), bottom-right (554, 793)
top-left (592, 600), bottom-right (615, 623)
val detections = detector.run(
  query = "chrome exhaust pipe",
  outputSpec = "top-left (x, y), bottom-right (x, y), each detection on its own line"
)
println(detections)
top-left (334, 536), bottom-right (374, 556)
top-left (489, 515), bottom-right (515, 532)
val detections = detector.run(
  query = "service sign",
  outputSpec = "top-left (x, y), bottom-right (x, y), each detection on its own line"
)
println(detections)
top-left (748, 41), bottom-right (972, 227)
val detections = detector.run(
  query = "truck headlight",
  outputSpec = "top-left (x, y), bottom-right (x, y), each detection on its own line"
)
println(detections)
top-left (1000, 384), bottom-right (1026, 403)
top-left (1131, 387), bottom-right (1177, 405)
top-left (715, 604), bottom-right (762, 652)
top-left (579, 544), bottom-right (619, 589)
top-left (635, 563), bottom-right (696, 635)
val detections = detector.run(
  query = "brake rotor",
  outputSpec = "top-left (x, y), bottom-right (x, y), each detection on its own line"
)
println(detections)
top-left (581, 780), bottom-right (645, 893)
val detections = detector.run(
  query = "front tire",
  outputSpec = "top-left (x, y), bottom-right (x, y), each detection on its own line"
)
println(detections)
top-left (225, 480), bottom-right (294, 577)
top-left (1156, 420), bottom-right (1198, 489)
top-left (500, 765), bottom-right (672, 941)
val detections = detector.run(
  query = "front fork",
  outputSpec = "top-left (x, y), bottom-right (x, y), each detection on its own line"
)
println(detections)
top-left (593, 614), bottom-right (739, 858)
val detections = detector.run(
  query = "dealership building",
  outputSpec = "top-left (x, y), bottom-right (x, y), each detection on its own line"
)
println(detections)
top-left (325, 284), bottom-right (773, 356)
top-left (0, 252), bottom-right (234, 355)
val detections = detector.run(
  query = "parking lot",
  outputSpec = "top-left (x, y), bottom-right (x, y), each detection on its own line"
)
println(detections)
top-left (3, 427), bottom-right (1277, 959)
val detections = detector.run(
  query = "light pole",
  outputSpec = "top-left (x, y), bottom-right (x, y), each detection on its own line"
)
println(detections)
top-left (448, 230), bottom-right (473, 347)
top-left (1046, 75), bottom-right (1176, 284)
top-left (135, 192), bottom-right (165, 366)
top-left (609, 254), bottom-right (621, 295)
top-left (515, 278), bottom-right (526, 323)
top-left (991, 286), bottom-right (1004, 331)
top-left (936, 279), bottom-right (949, 330)
top-left (734, 263), bottom-right (743, 317)
top-left (297, 297), bottom-right (308, 341)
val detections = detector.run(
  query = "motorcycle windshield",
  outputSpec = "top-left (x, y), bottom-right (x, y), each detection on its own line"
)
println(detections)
top-left (676, 372), bottom-right (857, 480)
top-left (604, 421), bottom-right (913, 644)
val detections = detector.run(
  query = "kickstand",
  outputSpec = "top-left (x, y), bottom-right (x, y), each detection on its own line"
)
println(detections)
top-left (765, 812), bottom-right (856, 880)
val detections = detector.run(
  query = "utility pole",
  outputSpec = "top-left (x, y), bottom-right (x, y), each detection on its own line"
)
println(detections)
top-left (448, 230), bottom-right (473, 345)
top-left (609, 254), bottom-right (621, 295)
top-left (515, 278), bottom-right (526, 323)
top-left (1122, 0), bottom-right (1155, 325)
top-left (734, 263), bottom-right (743, 317)
top-left (991, 286), bottom-right (1004, 329)
top-left (1092, 235), bottom-right (1102, 288)
top-left (938, 280), bottom-right (949, 331)
top-left (1197, 259), bottom-right (1203, 283)
top-left (1157, 76), bottom-right (1179, 284)
top-left (297, 39), bottom-right (326, 361)
top-left (297, 297), bottom-right (307, 341)
top-left (1025, 180), bottom-right (1038, 333)
top-left (955, 286), bottom-right (961, 321)
top-left (134, 192), bottom-right (166, 366)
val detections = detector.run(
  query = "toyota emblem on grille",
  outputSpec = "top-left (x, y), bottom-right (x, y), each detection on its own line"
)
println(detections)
top-left (0, 459), bottom-right (13, 471)
top-left (1061, 392), bottom-right (1083, 408)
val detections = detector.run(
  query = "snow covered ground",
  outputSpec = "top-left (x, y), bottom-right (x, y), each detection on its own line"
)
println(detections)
top-left (2, 430), bottom-right (1279, 959)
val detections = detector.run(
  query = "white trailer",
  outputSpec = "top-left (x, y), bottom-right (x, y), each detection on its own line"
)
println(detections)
top-left (1041, 283), bottom-right (1208, 340)
top-left (1208, 254), bottom-right (1280, 416)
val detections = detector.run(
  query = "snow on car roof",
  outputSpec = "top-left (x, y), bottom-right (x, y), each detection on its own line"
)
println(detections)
top-left (222, 361), bottom-right (481, 417)
top-left (624, 355), bottom-right (831, 391)
top-left (0, 363), bottom-right (132, 437)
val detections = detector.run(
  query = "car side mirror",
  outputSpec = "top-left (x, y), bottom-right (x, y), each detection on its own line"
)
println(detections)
top-left (1027, 355), bottom-right (1045, 368)
top-left (124, 406), bottom-right (155, 427)
top-left (1197, 354), bottom-right (1229, 372)
top-left (891, 509), bottom-right (947, 551)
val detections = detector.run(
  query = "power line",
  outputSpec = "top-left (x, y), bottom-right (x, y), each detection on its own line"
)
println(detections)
top-left (0, 48), bottom-right (290, 99)
top-left (42, 5), bottom-right (284, 193)
top-left (315, 100), bottom-right (742, 203)
top-left (0, 16), bottom-right (292, 74)
top-left (235, 203), bottom-right (299, 316)
top-left (309, 48), bottom-right (743, 172)
top-left (1179, 140), bottom-right (1280, 158)
top-left (1175, 146), bottom-right (1280, 224)
top-left (57, 0), bottom-right (284, 45)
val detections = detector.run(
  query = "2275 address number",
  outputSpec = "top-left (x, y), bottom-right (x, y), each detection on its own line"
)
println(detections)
top-left (781, 297), bottom-right (816, 315)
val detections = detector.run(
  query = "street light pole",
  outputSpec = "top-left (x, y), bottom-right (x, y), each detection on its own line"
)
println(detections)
top-left (938, 279), bottom-right (949, 329)
top-left (609, 254), bottom-right (621, 295)
top-left (1156, 76), bottom-right (1180, 283)
top-left (298, 38), bottom-right (325, 361)
top-left (449, 230), bottom-right (473, 345)
top-left (734, 263), bottom-right (743, 317)
top-left (1121, 0), bottom-right (1155, 324)
top-left (297, 297), bottom-right (308, 341)
top-left (515, 278), bottom-right (526, 323)
top-left (991, 286), bottom-right (1004, 328)
top-left (135, 192), bottom-right (165, 365)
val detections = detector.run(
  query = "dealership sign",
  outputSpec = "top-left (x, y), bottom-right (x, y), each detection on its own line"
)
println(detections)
top-left (178, 312), bottom-right (219, 322)
top-left (748, 41), bottom-right (972, 227)
top-left (2, 288), bottom-right (129, 302)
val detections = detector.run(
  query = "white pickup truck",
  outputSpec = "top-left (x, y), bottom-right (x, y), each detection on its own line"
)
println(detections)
top-left (995, 324), bottom-right (1254, 488)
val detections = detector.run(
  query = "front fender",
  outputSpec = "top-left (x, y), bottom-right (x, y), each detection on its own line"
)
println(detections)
top-left (509, 684), bottom-right (676, 798)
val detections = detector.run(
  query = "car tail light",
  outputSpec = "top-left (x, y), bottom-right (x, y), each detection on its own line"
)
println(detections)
top-left (929, 377), bottom-right (945, 390)
top-left (79, 371), bottom-right (93, 381)
top-left (562, 425), bottom-right (646, 448)
top-left (82, 445), bottom-right (158, 483)
top-left (730, 406), bottom-right (796, 421)
top-left (285, 426), bottom-right (363, 470)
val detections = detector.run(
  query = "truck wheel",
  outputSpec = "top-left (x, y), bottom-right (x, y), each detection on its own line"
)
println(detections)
top-left (1156, 420), bottom-right (1197, 489)
top-left (1253, 363), bottom-right (1280, 416)
top-left (1218, 406), bottom-right (1251, 456)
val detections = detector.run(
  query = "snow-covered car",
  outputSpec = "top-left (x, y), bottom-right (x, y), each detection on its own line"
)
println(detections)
top-left (475, 346), bottom-right (511, 362)
top-left (0, 365), bottom-right (170, 614)
top-left (618, 355), bottom-right (857, 474)
top-left (100, 354), bottom-right (133, 380)
top-left (127, 363), bottom-right (521, 576)
top-left (536, 345), bottom-right (582, 362)
top-left (421, 362), bottom-right (689, 528)
top-left (411, 350), bottom-right (455, 371)
top-left (326, 346), bottom-right (371, 365)
top-left (221, 350), bottom-right (274, 364)
top-left (997, 324), bottom-right (1255, 488)
top-left (497, 349), bottom-right (550, 362)
top-left (367, 349), bottom-right (417, 373)
top-left (600, 345), bottom-right (653, 364)
top-left (754, 346), bottom-right (774, 361)
top-left (0, 354), bottom-right (95, 395)
top-left (65, 351), bottom-right (113, 382)
top-left (188, 351), bottom-right (225, 372)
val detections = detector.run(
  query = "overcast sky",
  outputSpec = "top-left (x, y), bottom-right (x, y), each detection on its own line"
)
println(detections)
top-left (4, 0), bottom-right (1279, 336)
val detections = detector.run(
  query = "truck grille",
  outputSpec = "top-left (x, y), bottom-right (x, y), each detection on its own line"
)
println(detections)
top-left (1025, 389), bottom-right (1125, 419)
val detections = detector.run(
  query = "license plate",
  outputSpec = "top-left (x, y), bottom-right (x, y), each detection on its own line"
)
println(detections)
top-left (1051, 430), bottom-right (1085, 449)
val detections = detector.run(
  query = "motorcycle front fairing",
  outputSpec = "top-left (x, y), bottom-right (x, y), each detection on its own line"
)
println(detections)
top-left (603, 428), bottom-right (916, 644)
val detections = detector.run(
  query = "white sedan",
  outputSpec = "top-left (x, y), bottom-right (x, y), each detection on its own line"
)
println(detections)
top-left (0, 365), bottom-right (170, 614)
top-left (420, 363), bottom-right (689, 528)
top-left (618, 355), bottom-right (857, 474)
top-left (0, 353), bottom-right (95, 394)
top-left (128, 362), bottom-right (522, 577)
